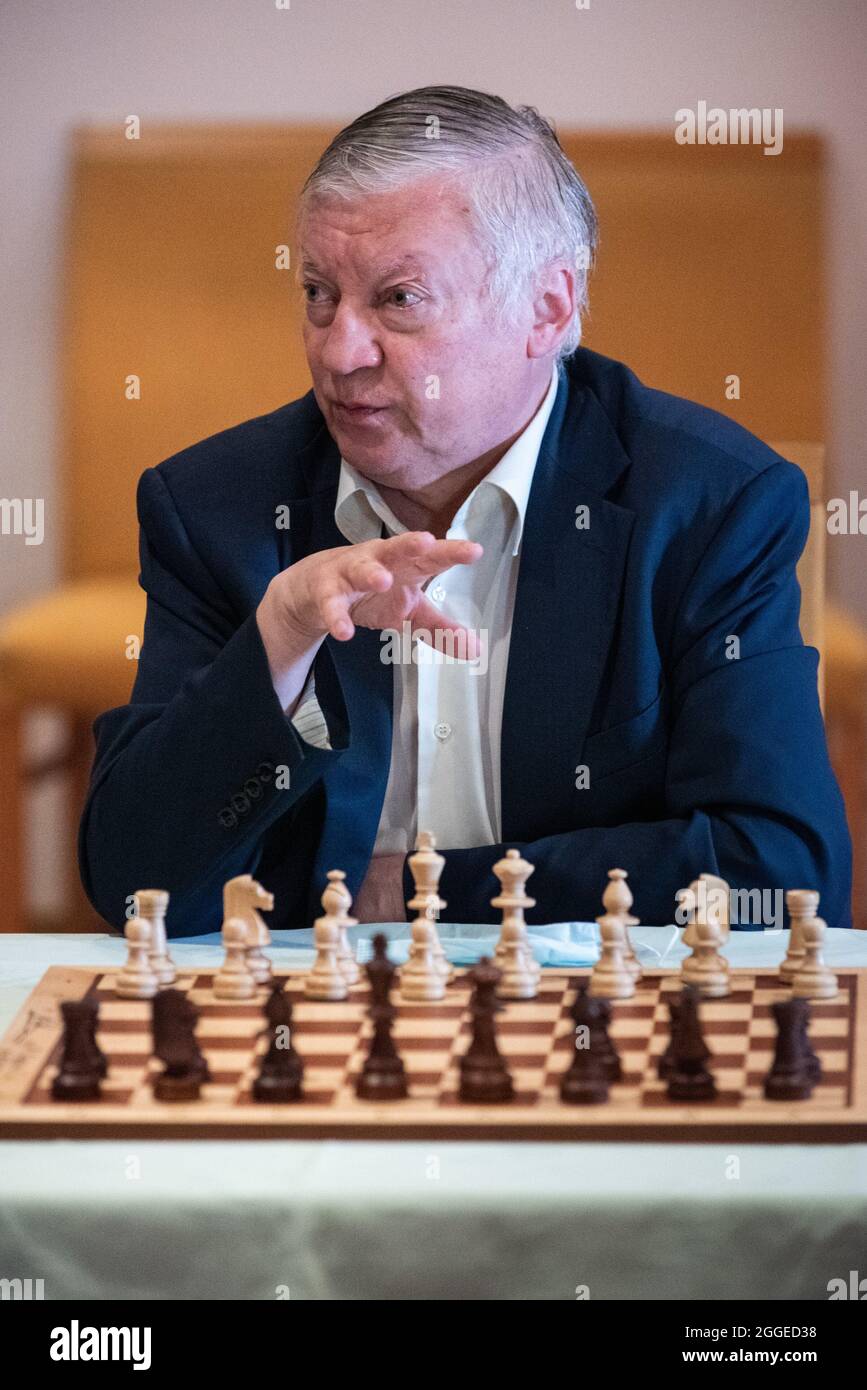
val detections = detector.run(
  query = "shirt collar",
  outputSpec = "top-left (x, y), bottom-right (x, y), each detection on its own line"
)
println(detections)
top-left (334, 361), bottom-right (560, 555)
top-left (335, 458), bottom-right (406, 545)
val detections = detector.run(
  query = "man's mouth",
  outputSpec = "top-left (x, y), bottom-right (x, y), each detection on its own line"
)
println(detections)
top-left (332, 402), bottom-right (389, 423)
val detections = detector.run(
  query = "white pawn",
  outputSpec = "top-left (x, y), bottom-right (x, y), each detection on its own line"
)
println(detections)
top-left (135, 888), bottom-right (176, 986)
top-left (115, 916), bottom-right (159, 999)
top-left (305, 879), bottom-right (348, 1001)
top-left (792, 913), bottom-right (837, 1000)
top-left (401, 906), bottom-right (447, 1001)
top-left (682, 916), bottom-right (730, 998)
top-left (492, 849), bottom-right (540, 1000)
top-left (590, 915), bottom-right (635, 1000)
top-left (599, 869), bottom-right (641, 981)
top-left (214, 917), bottom-right (257, 1000)
top-left (680, 878), bottom-right (730, 996)
top-left (781, 889), bottom-right (814, 983)
top-left (407, 831), bottom-right (452, 982)
top-left (325, 870), bottom-right (360, 987)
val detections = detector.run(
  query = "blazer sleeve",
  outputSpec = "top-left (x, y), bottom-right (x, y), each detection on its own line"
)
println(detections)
top-left (422, 460), bottom-right (853, 930)
top-left (78, 465), bottom-right (349, 931)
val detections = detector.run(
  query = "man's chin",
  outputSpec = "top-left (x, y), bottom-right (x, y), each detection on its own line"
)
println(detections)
top-left (330, 428), bottom-right (402, 476)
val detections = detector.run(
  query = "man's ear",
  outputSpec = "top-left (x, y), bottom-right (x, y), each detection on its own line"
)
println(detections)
top-left (527, 263), bottom-right (577, 358)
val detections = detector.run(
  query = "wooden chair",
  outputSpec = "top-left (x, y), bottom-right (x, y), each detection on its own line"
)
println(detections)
top-left (825, 605), bottom-right (867, 926)
top-left (0, 125), bottom-right (863, 931)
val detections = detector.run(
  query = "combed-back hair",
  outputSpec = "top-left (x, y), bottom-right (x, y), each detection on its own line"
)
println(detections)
top-left (300, 86), bottom-right (598, 359)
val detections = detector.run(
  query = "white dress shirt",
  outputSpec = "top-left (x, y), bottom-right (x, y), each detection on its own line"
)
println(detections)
top-left (289, 362), bottom-right (560, 856)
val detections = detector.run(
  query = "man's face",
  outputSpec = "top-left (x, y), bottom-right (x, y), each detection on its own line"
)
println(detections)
top-left (298, 177), bottom-right (539, 490)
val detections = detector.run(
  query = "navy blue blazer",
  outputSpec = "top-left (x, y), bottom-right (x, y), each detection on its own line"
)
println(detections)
top-left (79, 348), bottom-right (853, 937)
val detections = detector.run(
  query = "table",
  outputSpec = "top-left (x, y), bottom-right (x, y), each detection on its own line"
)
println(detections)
top-left (1, 924), bottom-right (866, 1300)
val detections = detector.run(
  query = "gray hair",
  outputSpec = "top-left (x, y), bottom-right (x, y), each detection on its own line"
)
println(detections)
top-left (300, 85), bottom-right (598, 360)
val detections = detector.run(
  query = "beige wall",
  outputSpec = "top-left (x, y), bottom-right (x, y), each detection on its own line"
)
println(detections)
top-left (0, 0), bottom-right (864, 910)
top-left (2, 0), bottom-right (865, 616)
top-left (1, 0), bottom-right (867, 614)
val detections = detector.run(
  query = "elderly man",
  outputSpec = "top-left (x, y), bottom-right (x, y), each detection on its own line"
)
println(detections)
top-left (80, 85), bottom-right (851, 936)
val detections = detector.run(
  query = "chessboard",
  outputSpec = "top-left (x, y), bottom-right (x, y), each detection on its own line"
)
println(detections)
top-left (0, 962), bottom-right (865, 1141)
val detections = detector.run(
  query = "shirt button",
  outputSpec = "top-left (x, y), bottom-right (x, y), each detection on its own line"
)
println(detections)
top-left (434, 721), bottom-right (452, 741)
top-left (430, 585), bottom-right (446, 602)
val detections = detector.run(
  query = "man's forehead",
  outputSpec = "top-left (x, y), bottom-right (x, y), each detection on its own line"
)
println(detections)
top-left (299, 246), bottom-right (452, 282)
top-left (299, 188), bottom-right (474, 277)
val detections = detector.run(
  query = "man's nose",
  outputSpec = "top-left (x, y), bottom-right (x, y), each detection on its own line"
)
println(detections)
top-left (319, 304), bottom-right (383, 375)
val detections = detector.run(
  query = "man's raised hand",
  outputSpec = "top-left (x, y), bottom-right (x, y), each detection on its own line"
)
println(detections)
top-left (256, 531), bottom-right (485, 711)
top-left (274, 531), bottom-right (483, 652)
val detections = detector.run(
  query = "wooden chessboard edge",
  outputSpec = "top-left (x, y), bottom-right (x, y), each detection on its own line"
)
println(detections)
top-left (0, 1116), bottom-right (864, 1143)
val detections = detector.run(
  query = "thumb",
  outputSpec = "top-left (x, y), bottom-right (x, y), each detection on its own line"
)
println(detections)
top-left (410, 595), bottom-right (481, 662)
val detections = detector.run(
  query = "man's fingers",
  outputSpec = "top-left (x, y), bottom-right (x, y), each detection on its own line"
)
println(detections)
top-left (312, 533), bottom-right (484, 645)
top-left (319, 556), bottom-right (392, 639)
top-left (411, 595), bottom-right (481, 661)
top-left (344, 553), bottom-right (393, 594)
top-left (374, 530), bottom-right (437, 560)
top-left (320, 591), bottom-right (355, 641)
top-left (428, 539), bottom-right (484, 571)
top-left (373, 532), bottom-right (484, 578)
top-left (391, 540), bottom-right (484, 583)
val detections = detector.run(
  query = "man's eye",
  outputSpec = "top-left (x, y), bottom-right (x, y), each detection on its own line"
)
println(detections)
top-left (386, 288), bottom-right (422, 308)
top-left (303, 282), bottom-right (327, 302)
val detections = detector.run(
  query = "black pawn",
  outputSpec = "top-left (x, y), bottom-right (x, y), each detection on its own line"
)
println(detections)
top-left (796, 999), bottom-right (822, 1086)
top-left (253, 982), bottom-right (304, 1103)
top-left (81, 996), bottom-right (108, 1079)
top-left (51, 999), bottom-right (104, 1101)
top-left (356, 934), bottom-right (408, 1101)
top-left (570, 979), bottom-right (621, 1080)
top-left (560, 983), bottom-right (610, 1104)
top-left (667, 985), bottom-right (716, 1102)
top-left (589, 990), bottom-right (622, 1083)
top-left (764, 998), bottom-right (815, 1101)
top-left (459, 958), bottom-right (514, 1103)
top-left (657, 997), bottom-right (682, 1080)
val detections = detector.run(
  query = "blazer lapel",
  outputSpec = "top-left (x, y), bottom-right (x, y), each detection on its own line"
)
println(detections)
top-left (500, 373), bottom-right (636, 841)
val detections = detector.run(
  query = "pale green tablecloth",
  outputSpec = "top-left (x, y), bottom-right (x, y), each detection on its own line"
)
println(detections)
top-left (1, 925), bottom-right (866, 1300)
